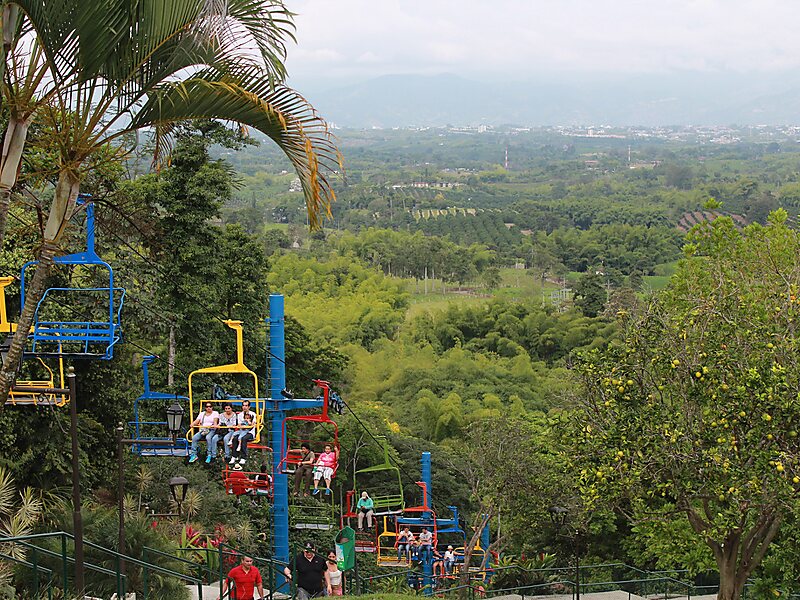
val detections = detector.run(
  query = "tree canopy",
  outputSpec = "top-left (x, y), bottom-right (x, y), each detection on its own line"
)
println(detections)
top-left (568, 211), bottom-right (800, 600)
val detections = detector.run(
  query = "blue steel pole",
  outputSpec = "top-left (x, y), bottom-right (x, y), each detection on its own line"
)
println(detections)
top-left (421, 452), bottom-right (432, 519)
top-left (421, 452), bottom-right (433, 595)
top-left (480, 519), bottom-right (490, 554)
top-left (84, 200), bottom-right (96, 255)
top-left (268, 295), bottom-right (291, 583)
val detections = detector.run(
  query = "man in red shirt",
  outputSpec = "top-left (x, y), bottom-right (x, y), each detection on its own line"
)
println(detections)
top-left (220, 555), bottom-right (264, 600)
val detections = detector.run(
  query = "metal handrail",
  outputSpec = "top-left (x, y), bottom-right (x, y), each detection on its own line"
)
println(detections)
top-left (0, 531), bottom-right (204, 599)
top-left (0, 550), bottom-right (55, 600)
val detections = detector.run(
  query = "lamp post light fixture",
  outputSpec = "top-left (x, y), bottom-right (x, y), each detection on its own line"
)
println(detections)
top-left (166, 400), bottom-right (185, 442)
top-left (549, 505), bottom-right (580, 600)
top-left (169, 476), bottom-right (189, 513)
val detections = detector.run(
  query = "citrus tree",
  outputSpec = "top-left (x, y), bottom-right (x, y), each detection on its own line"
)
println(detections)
top-left (568, 210), bottom-right (800, 600)
top-left (0, 0), bottom-right (340, 401)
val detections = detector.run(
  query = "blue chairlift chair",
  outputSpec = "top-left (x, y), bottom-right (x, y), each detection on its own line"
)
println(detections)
top-left (129, 355), bottom-right (190, 457)
top-left (20, 196), bottom-right (125, 360)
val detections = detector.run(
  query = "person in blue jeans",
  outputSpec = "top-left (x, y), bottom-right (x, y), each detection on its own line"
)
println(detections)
top-left (418, 527), bottom-right (433, 561)
top-left (189, 402), bottom-right (220, 464)
top-left (397, 526), bottom-right (414, 561)
top-left (218, 403), bottom-right (239, 460)
top-left (230, 400), bottom-right (257, 469)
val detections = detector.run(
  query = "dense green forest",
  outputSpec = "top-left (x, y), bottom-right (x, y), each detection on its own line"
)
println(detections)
top-left (4, 117), bottom-right (800, 600)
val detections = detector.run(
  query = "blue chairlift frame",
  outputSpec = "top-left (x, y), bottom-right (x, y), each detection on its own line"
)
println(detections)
top-left (20, 197), bottom-right (125, 360)
top-left (129, 355), bottom-right (190, 457)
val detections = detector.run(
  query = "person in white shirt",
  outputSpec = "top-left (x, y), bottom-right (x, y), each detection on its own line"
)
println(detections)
top-left (444, 545), bottom-right (456, 574)
top-left (190, 402), bottom-right (220, 464)
top-left (217, 403), bottom-right (239, 461)
top-left (230, 400), bottom-right (257, 469)
top-left (418, 528), bottom-right (433, 561)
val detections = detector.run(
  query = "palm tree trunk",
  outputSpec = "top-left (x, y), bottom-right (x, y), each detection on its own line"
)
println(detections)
top-left (0, 172), bottom-right (79, 403)
top-left (1, 5), bottom-right (20, 83)
top-left (0, 116), bottom-right (32, 247)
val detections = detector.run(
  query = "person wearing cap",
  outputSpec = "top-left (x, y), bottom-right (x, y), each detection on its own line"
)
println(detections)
top-left (356, 491), bottom-right (374, 531)
top-left (219, 555), bottom-right (264, 600)
top-left (444, 545), bottom-right (456, 574)
top-left (284, 542), bottom-right (331, 600)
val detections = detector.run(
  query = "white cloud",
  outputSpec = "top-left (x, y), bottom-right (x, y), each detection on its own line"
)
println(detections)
top-left (355, 51), bottom-right (382, 64)
top-left (285, 0), bottom-right (800, 83)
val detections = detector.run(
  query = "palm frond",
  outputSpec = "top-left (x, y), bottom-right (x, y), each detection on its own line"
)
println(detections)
top-left (132, 69), bottom-right (341, 228)
top-left (199, 0), bottom-right (296, 87)
top-left (9, 0), bottom-right (79, 82)
top-left (0, 469), bottom-right (15, 519)
top-left (16, 487), bottom-right (43, 527)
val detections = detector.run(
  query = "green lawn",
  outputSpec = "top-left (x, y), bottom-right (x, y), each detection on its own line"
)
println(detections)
top-left (262, 222), bottom-right (290, 231)
top-left (404, 267), bottom-right (558, 319)
top-left (642, 275), bottom-right (671, 291)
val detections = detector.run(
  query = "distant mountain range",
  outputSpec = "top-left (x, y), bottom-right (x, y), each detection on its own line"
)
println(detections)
top-left (298, 72), bottom-right (800, 128)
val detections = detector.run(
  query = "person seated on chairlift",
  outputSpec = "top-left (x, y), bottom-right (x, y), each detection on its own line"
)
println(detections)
top-left (293, 443), bottom-right (316, 497)
top-left (252, 464), bottom-right (272, 496)
top-left (189, 402), bottom-right (220, 464)
top-left (218, 402), bottom-right (238, 461)
top-left (444, 545), bottom-right (456, 574)
top-left (432, 546), bottom-right (445, 577)
top-left (312, 443), bottom-right (338, 495)
top-left (397, 526), bottom-right (414, 560)
top-left (356, 491), bottom-right (374, 531)
top-left (231, 400), bottom-right (256, 470)
top-left (418, 527), bottom-right (433, 560)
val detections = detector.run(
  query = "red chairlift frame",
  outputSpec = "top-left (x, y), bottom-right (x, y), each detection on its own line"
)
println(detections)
top-left (278, 379), bottom-right (340, 477)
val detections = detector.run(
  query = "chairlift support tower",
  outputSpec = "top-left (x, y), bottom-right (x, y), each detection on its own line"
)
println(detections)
top-left (267, 294), bottom-right (326, 586)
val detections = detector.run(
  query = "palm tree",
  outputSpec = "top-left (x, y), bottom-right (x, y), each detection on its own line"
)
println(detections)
top-left (0, 2), bottom-right (75, 247)
top-left (0, 467), bottom-right (45, 590)
top-left (0, 0), bottom-right (341, 402)
top-left (134, 465), bottom-right (154, 512)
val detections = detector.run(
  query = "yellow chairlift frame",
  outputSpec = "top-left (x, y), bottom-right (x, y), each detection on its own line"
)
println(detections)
top-left (186, 320), bottom-right (262, 443)
top-left (1, 277), bottom-right (67, 407)
top-left (376, 516), bottom-right (409, 567)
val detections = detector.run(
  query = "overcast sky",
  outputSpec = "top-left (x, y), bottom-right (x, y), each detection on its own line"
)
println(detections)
top-left (285, 0), bottom-right (800, 88)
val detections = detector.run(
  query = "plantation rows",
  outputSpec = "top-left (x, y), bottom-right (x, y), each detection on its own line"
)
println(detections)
top-left (414, 212), bottom-right (523, 250)
top-left (676, 210), bottom-right (748, 232)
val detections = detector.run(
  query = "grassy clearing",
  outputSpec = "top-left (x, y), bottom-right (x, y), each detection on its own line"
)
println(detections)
top-left (403, 267), bottom-right (558, 319)
top-left (643, 275), bottom-right (671, 291)
top-left (262, 222), bottom-right (290, 231)
top-left (407, 293), bottom-right (487, 320)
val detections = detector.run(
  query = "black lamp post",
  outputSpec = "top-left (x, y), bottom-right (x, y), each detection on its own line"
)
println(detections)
top-left (549, 506), bottom-right (580, 600)
top-left (169, 476), bottom-right (189, 513)
top-left (166, 400), bottom-right (185, 442)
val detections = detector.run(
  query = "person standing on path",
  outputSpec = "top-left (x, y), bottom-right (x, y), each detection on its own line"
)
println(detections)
top-left (283, 541), bottom-right (331, 600)
top-left (220, 555), bottom-right (264, 600)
